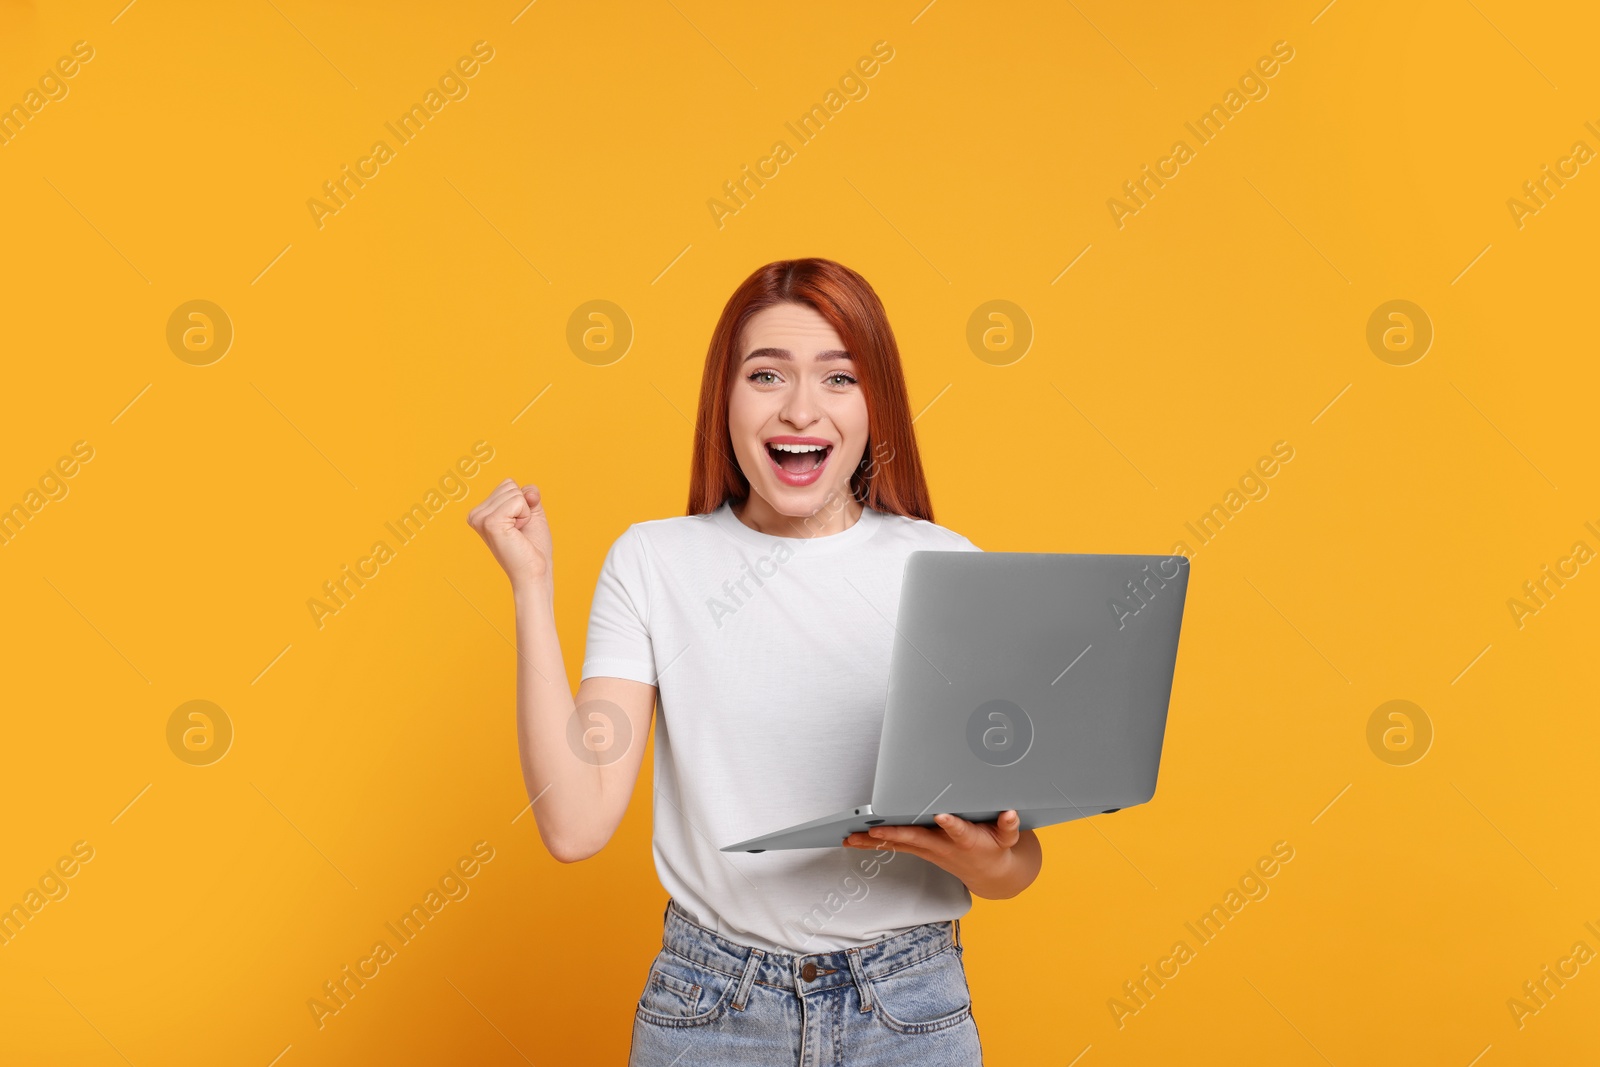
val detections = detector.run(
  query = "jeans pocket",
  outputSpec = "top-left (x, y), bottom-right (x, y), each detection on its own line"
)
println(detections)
top-left (867, 946), bottom-right (974, 1035)
top-left (635, 950), bottom-right (729, 1028)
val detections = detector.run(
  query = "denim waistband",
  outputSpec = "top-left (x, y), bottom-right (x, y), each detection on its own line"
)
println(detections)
top-left (658, 898), bottom-right (962, 999)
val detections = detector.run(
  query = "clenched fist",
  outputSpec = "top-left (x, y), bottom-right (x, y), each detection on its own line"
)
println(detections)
top-left (467, 478), bottom-right (553, 592)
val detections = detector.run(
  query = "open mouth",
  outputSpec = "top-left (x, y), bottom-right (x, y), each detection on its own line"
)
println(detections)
top-left (766, 442), bottom-right (830, 472)
top-left (764, 441), bottom-right (832, 485)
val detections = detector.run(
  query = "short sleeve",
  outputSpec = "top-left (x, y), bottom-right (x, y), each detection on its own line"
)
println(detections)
top-left (580, 525), bottom-right (658, 685)
top-left (912, 518), bottom-right (982, 553)
top-left (939, 524), bottom-right (982, 553)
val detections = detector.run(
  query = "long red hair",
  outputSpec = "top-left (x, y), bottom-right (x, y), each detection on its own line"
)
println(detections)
top-left (686, 258), bottom-right (934, 521)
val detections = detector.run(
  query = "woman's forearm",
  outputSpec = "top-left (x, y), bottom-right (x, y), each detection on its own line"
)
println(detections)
top-left (510, 581), bottom-right (600, 861)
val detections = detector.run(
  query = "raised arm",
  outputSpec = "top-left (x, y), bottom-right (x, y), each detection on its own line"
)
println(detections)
top-left (468, 479), bottom-right (656, 862)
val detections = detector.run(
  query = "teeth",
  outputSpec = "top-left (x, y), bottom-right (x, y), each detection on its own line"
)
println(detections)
top-left (769, 443), bottom-right (828, 453)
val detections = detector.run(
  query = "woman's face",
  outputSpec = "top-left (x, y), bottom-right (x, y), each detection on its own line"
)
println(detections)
top-left (727, 302), bottom-right (869, 520)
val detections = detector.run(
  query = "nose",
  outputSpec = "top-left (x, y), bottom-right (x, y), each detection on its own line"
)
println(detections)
top-left (779, 375), bottom-right (822, 430)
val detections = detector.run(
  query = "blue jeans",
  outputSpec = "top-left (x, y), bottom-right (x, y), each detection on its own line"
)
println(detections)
top-left (628, 898), bottom-right (984, 1066)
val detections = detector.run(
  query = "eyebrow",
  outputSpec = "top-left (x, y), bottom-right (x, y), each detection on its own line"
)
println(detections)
top-left (741, 347), bottom-right (853, 364)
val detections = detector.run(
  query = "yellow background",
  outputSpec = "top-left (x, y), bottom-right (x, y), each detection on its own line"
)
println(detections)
top-left (2, 0), bottom-right (1596, 1063)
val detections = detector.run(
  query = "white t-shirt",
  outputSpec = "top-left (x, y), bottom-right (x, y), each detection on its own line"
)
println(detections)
top-left (581, 499), bottom-right (983, 953)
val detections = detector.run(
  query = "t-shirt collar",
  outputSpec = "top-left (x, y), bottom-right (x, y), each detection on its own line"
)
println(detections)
top-left (710, 498), bottom-right (881, 554)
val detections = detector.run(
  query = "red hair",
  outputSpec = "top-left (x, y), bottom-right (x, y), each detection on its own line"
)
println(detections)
top-left (686, 258), bottom-right (934, 522)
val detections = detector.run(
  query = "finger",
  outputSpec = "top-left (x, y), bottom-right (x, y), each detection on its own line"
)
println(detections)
top-left (870, 837), bottom-right (937, 861)
top-left (489, 479), bottom-right (529, 511)
top-left (480, 477), bottom-right (519, 502)
top-left (846, 832), bottom-right (932, 859)
top-left (867, 824), bottom-right (949, 854)
top-left (490, 486), bottom-right (533, 525)
top-left (468, 479), bottom-right (523, 525)
top-left (473, 489), bottom-right (530, 538)
top-left (471, 494), bottom-right (523, 536)
top-left (992, 810), bottom-right (1022, 848)
top-left (933, 813), bottom-right (980, 850)
top-left (517, 485), bottom-right (544, 527)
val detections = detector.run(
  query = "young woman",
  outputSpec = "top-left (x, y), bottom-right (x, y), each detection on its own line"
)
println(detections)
top-left (468, 258), bottom-right (1042, 1065)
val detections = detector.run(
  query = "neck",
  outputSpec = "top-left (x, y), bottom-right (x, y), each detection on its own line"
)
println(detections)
top-left (733, 489), bottom-right (864, 538)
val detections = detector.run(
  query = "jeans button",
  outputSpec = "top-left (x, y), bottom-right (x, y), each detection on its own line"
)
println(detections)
top-left (800, 962), bottom-right (817, 982)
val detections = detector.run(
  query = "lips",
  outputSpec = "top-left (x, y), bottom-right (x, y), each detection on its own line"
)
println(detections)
top-left (764, 438), bottom-right (832, 487)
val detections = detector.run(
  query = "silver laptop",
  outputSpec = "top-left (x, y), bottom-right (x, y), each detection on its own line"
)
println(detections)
top-left (720, 550), bottom-right (1191, 852)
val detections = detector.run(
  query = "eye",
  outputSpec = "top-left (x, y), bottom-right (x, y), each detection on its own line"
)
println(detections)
top-left (826, 372), bottom-right (858, 387)
top-left (747, 370), bottom-right (780, 385)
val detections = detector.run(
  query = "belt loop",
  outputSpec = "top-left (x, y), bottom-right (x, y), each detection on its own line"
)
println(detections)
top-left (731, 947), bottom-right (765, 1012)
top-left (952, 918), bottom-right (961, 949)
top-left (846, 948), bottom-right (873, 1013)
